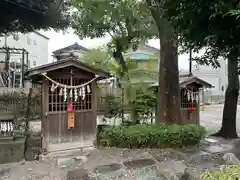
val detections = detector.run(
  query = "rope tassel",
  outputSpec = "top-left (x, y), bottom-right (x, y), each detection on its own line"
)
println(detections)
top-left (64, 86), bottom-right (67, 101)
top-left (87, 85), bottom-right (91, 93)
top-left (50, 84), bottom-right (55, 92)
top-left (79, 87), bottom-right (82, 96)
top-left (82, 87), bottom-right (85, 100)
top-left (69, 89), bottom-right (73, 98)
top-left (74, 88), bottom-right (78, 101)
top-left (41, 73), bottom-right (98, 89)
top-left (40, 72), bottom-right (96, 102)
top-left (59, 88), bottom-right (63, 96)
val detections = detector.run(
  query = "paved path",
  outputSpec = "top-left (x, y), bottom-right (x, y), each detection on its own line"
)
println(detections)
top-left (200, 104), bottom-right (240, 133)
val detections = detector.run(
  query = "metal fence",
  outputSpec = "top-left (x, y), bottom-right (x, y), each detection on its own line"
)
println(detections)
top-left (203, 92), bottom-right (225, 104)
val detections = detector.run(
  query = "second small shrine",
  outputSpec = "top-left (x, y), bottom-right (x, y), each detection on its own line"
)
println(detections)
top-left (151, 74), bottom-right (212, 124)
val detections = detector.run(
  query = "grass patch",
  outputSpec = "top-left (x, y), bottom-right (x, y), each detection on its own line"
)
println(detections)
top-left (201, 165), bottom-right (240, 179)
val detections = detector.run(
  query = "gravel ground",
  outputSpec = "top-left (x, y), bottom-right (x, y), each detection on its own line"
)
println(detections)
top-left (0, 160), bottom-right (67, 180)
top-left (0, 104), bottom-right (239, 180)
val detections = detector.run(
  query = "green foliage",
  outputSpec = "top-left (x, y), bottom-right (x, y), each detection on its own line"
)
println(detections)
top-left (103, 95), bottom-right (121, 118)
top-left (0, 91), bottom-right (40, 119)
top-left (120, 120), bottom-right (136, 126)
top-left (100, 124), bottom-right (206, 148)
top-left (81, 46), bottom-right (112, 71)
top-left (83, 47), bottom-right (157, 111)
top-left (0, 91), bottom-right (41, 139)
top-left (1, 0), bottom-right (70, 34)
top-left (0, 91), bottom-right (27, 116)
top-left (164, 0), bottom-right (240, 66)
top-left (82, 47), bottom-right (154, 79)
top-left (71, 0), bottom-right (157, 72)
top-left (228, 9), bottom-right (240, 18)
top-left (131, 89), bottom-right (157, 119)
top-left (71, 0), bottom-right (156, 46)
top-left (201, 165), bottom-right (240, 179)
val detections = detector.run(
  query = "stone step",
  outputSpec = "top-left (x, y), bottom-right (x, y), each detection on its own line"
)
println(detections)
top-left (0, 136), bottom-right (13, 142)
top-left (40, 146), bottom-right (95, 161)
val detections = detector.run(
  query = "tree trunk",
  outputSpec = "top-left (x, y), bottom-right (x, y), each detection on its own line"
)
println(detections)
top-left (157, 24), bottom-right (182, 124)
top-left (24, 88), bottom-right (33, 157)
top-left (146, 0), bottom-right (182, 124)
top-left (212, 49), bottom-right (239, 138)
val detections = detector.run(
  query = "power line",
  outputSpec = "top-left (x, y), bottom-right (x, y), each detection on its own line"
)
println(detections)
top-left (4, 0), bottom-right (47, 15)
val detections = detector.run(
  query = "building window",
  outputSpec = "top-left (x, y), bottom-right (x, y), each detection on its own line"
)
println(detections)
top-left (33, 40), bottom-right (37, 45)
top-left (27, 36), bottom-right (31, 45)
top-left (13, 33), bottom-right (19, 41)
top-left (221, 85), bottom-right (224, 92)
top-left (33, 61), bottom-right (36, 66)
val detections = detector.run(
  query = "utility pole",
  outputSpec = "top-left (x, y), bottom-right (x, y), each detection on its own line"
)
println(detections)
top-left (189, 48), bottom-right (192, 76)
top-left (4, 35), bottom-right (11, 88)
top-left (4, 35), bottom-right (7, 46)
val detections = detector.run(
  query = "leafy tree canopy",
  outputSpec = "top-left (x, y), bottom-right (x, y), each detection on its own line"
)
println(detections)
top-left (72, 0), bottom-right (184, 124)
top-left (0, 0), bottom-right (71, 34)
top-left (164, 0), bottom-right (240, 67)
top-left (82, 47), bottom-right (157, 80)
top-left (164, 0), bottom-right (240, 137)
top-left (71, 0), bottom-right (157, 61)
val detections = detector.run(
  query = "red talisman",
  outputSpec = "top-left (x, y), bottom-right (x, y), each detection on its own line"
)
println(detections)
top-left (187, 107), bottom-right (195, 121)
top-left (67, 103), bottom-right (75, 129)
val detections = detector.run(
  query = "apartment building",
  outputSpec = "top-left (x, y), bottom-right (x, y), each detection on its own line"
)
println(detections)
top-left (0, 31), bottom-right (49, 88)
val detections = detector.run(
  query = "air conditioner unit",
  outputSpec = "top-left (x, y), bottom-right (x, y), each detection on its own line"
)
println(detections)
top-left (13, 33), bottom-right (19, 41)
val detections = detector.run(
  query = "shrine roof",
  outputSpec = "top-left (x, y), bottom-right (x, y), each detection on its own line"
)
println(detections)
top-left (25, 56), bottom-right (110, 79)
top-left (52, 42), bottom-right (89, 55)
top-left (179, 75), bottom-right (212, 88)
top-left (150, 74), bottom-right (213, 89)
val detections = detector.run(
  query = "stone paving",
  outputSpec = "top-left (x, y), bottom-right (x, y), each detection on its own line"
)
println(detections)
top-left (200, 104), bottom-right (240, 133)
top-left (1, 137), bottom-right (239, 180)
top-left (1, 104), bottom-right (240, 180)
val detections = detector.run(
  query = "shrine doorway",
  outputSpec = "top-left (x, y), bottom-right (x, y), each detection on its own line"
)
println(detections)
top-left (25, 58), bottom-right (109, 152)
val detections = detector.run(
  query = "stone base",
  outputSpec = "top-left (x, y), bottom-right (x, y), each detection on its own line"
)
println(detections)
top-left (0, 138), bottom-right (25, 164)
top-left (40, 146), bottom-right (94, 161)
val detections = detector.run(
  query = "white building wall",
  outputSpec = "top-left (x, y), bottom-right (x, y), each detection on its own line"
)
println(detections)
top-left (192, 56), bottom-right (228, 95)
top-left (0, 32), bottom-right (49, 68)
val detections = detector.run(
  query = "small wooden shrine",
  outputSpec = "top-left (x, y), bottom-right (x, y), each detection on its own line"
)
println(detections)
top-left (25, 57), bottom-right (109, 152)
top-left (151, 74), bottom-right (212, 124)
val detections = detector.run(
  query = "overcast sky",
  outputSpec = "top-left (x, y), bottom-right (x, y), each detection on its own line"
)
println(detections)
top-left (40, 29), bottom-right (191, 70)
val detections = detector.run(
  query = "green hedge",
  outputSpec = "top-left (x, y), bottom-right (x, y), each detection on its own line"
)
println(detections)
top-left (201, 165), bottom-right (240, 179)
top-left (100, 124), bottom-right (206, 148)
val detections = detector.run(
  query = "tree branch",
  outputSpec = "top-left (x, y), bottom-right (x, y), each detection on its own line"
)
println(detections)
top-left (107, 30), bottom-right (114, 38)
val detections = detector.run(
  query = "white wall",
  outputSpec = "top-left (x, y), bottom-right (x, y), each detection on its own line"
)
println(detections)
top-left (188, 49), bottom-right (228, 95)
top-left (0, 32), bottom-right (49, 68)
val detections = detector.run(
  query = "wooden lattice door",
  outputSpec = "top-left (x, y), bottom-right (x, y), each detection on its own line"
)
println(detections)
top-left (45, 77), bottom-right (96, 151)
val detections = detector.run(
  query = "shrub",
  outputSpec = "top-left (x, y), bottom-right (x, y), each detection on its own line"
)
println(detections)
top-left (131, 90), bottom-right (157, 119)
top-left (201, 165), bottom-right (240, 179)
top-left (100, 124), bottom-right (206, 148)
top-left (120, 120), bottom-right (137, 126)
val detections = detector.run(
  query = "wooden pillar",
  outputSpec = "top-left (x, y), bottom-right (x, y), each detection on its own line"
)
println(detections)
top-left (41, 78), bottom-right (49, 151)
top-left (92, 81), bottom-right (97, 128)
